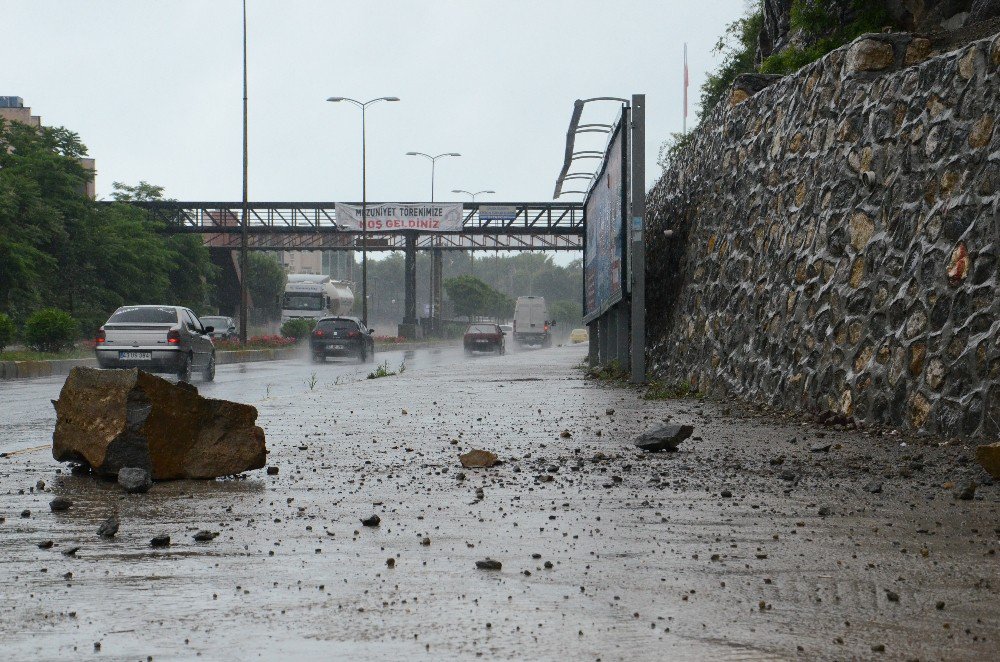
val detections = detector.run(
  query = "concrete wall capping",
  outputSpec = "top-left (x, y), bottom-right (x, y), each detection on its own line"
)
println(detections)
top-left (646, 29), bottom-right (1000, 439)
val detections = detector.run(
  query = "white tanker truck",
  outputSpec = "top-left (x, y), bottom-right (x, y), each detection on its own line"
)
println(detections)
top-left (281, 274), bottom-right (355, 323)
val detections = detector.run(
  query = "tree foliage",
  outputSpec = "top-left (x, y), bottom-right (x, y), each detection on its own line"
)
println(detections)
top-left (0, 118), bottom-right (216, 335)
top-left (362, 252), bottom-right (582, 324)
top-left (699, 8), bottom-right (763, 118)
top-left (443, 275), bottom-right (513, 319)
top-left (247, 252), bottom-right (286, 321)
top-left (670, 1), bottom-right (899, 168)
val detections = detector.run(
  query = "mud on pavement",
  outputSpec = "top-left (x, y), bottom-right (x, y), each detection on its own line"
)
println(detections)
top-left (0, 345), bottom-right (997, 661)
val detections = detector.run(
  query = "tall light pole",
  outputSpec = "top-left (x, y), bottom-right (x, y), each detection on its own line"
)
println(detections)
top-left (327, 96), bottom-right (399, 328)
top-left (451, 189), bottom-right (494, 202)
top-left (406, 152), bottom-right (460, 333)
top-left (406, 152), bottom-right (461, 202)
top-left (452, 189), bottom-right (494, 277)
top-left (239, 0), bottom-right (249, 345)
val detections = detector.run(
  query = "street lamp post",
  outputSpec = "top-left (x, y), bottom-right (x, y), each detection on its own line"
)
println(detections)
top-left (405, 152), bottom-right (460, 334)
top-left (451, 189), bottom-right (494, 202)
top-left (239, 0), bottom-right (249, 346)
top-left (406, 152), bottom-right (461, 203)
top-left (452, 189), bottom-right (494, 277)
top-left (326, 96), bottom-right (399, 328)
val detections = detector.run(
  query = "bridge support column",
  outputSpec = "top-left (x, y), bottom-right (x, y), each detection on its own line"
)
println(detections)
top-left (399, 232), bottom-right (418, 340)
top-left (431, 248), bottom-right (443, 336)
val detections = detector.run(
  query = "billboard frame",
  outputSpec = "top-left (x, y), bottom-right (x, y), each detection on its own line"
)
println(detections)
top-left (581, 109), bottom-right (629, 325)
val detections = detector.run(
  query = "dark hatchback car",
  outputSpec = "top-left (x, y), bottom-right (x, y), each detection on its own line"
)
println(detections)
top-left (200, 316), bottom-right (237, 341)
top-left (310, 317), bottom-right (375, 363)
top-left (463, 323), bottom-right (505, 355)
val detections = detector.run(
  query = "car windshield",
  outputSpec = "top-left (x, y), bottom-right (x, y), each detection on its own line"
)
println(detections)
top-left (283, 293), bottom-right (324, 310)
top-left (467, 324), bottom-right (496, 334)
top-left (315, 319), bottom-right (358, 332)
top-left (108, 307), bottom-right (177, 324)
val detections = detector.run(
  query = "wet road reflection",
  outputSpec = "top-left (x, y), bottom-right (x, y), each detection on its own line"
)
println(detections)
top-left (0, 345), bottom-right (484, 454)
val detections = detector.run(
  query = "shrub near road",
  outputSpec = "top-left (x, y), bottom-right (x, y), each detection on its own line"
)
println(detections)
top-left (0, 313), bottom-right (14, 352)
top-left (23, 309), bottom-right (78, 352)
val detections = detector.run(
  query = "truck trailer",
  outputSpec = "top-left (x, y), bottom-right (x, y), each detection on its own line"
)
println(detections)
top-left (281, 274), bottom-right (354, 323)
top-left (512, 296), bottom-right (554, 347)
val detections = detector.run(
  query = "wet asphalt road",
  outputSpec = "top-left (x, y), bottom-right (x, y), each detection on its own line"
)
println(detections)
top-left (0, 346), bottom-right (469, 455)
top-left (0, 344), bottom-right (997, 661)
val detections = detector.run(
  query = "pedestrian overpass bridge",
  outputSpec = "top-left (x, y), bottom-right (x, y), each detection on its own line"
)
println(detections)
top-left (128, 200), bottom-right (584, 338)
top-left (137, 201), bottom-right (584, 251)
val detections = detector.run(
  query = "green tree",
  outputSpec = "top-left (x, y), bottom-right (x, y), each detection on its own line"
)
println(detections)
top-left (110, 180), bottom-right (166, 202)
top-left (0, 115), bottom-right (216, 333)
top-left (549, 299), bottom-right (582, 328)
top-left (0, 119), bottom-right (87, 319)
top-left (443, 275), bottom-right (512, 318)
top-left (247, 252), bottom-right (286, 321)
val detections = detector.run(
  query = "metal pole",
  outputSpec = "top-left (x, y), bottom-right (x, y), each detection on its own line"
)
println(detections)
top-left (630, 94), bottom-right (646, 384)
top-left (361, 106), bottom-right (368, 327)
top-left (239, 0), bottom-right (249, 345)
top-left (429, 159), bottom-right (435, 323)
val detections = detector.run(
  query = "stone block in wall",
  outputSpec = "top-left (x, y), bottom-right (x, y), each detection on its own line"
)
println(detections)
top-left (729, 73), bottom-right (784, 107)
top-left (845, 37), bottom-right (897, 73)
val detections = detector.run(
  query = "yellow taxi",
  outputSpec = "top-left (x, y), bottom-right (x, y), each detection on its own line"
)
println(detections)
top-left (569, 328), bottom-right (589, 344)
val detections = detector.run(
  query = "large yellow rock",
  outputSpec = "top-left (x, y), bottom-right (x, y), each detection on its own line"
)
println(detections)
top-left (976, 443), bottom-right (1000, 479)
top-left (52, 367), bottom-right (266, 480)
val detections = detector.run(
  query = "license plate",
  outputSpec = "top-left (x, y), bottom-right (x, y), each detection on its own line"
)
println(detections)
top-left (476, 340), bottom-right (489, 343)
top-left (119, 351), bottom-right (151, 361)
top-left (329, 344), bottom-right (344, 350)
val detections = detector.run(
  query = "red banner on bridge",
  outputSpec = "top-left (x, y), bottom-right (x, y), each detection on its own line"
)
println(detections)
top-left (334, 203), bottom-right (463, 232)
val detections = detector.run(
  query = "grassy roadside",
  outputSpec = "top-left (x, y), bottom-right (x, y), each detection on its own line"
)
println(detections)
top-left (578, 358), bottom-right (706, 401)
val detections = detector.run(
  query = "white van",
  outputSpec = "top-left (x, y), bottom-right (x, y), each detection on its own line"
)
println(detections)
top-left (512, 296), bottom-right (554, 347)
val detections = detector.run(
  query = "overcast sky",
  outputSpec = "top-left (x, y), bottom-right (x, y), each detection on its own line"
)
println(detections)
top-left (7, 0), bottom-right (746, 205)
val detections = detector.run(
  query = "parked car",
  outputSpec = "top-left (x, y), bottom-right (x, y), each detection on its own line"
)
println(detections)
top-left (499, 324), bottom-right (513, 337)
top-left (464, 323), bottom-right (505, 355)
top-left (310, 316), bottom-right (374, 363)
top-left (95, 305), bottom-right (216, 381)
top-left (569, 328), bottom-right (589, 344)
top-left (200, 316), bottom-right (237, 341)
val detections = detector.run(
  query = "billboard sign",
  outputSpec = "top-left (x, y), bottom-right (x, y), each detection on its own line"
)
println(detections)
top-left (479, 205), bottom-right (519, 222)
top-left (335, 203), bottom-right (463, 232)
top-left (583, 121), bottom-right (626, 323)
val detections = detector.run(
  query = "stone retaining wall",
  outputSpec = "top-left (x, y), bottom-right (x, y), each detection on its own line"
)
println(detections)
top-left (646, 32), bottom-right (1000, 438)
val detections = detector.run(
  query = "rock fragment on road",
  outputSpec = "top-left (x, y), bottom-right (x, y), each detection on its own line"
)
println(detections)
top-left (118, 467), bottom-right (152, 494)
top-left (52, 367), bottom-right (266, 480)
top-left (49, 496), bottom-right (72, 512)
top-left (459, 449), bottom-right (499, 468)
top-left (97, 516), bottom-right (120, 538)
